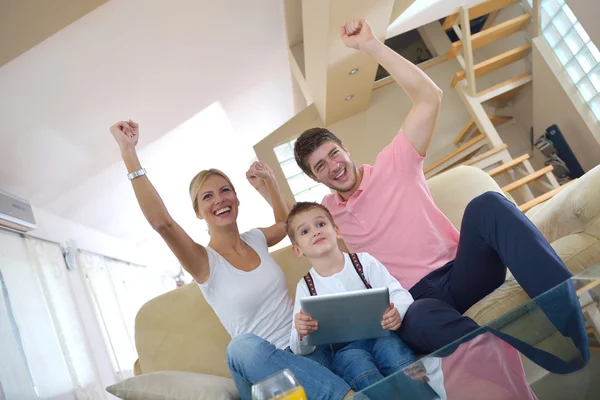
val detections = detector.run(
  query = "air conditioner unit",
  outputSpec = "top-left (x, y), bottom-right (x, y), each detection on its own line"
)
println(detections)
top-left (0, 190), bottom-right (37, 232)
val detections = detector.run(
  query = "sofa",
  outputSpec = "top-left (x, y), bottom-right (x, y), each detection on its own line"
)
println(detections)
top-left (109, 164), bottom-right (600, 398)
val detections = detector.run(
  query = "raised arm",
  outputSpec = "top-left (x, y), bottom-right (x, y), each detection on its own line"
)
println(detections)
top-left (246, 161), bottom-right (290, 246)
top-left (340, 20), bottom-right (443, 156)
top-left (109, 121), bottom-right (209, 282)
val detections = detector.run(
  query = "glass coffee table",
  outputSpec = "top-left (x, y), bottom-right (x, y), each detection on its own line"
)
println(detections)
top-left (350, 263), bottom-right (600, 399)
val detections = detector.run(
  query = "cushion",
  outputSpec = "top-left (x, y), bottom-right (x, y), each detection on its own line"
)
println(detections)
top-left (427, 166), bottom-right (506, 230)
top-left (464, 277), bottom-right (531, 326)
top-left (134, 284), bottom-right (232, 377)
top-left (106, 371), bottom-right (239, 400)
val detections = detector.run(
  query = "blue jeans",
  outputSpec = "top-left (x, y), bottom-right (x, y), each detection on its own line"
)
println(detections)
top-left (226, 333), bottom-right (351, 400)
top-left (331, 336), bottom-right (418, 392)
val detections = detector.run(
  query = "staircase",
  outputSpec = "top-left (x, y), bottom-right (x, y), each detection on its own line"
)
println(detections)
top-left (425, 0), bottom-right (573, 210)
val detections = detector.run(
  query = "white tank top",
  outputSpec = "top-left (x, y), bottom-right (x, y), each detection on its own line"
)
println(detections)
top-left (197, 229), bottom-right (293, 349)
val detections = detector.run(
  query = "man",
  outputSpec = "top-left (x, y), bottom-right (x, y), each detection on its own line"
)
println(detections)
top-left (293, 19), bottom-right (587, 372)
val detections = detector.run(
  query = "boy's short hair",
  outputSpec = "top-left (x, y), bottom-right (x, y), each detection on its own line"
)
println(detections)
top-left (294, 128), bottom-right (344, 178)
top-left (285, 202), bottom-right (335, 244)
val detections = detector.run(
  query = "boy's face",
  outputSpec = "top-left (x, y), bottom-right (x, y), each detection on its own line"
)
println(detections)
top-left (291, 208), bottom-right (340, 259)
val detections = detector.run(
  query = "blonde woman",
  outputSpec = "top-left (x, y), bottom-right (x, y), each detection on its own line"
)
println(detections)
top-left (109, 120), bottom-right (354, 400)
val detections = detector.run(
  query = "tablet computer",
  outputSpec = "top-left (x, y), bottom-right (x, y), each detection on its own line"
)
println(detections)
top-left (300, 287), bottom-right (390, 346)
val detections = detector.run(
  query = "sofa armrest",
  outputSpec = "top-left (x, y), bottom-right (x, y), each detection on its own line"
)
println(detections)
top-left (526, 165), bottom-right (600, 243)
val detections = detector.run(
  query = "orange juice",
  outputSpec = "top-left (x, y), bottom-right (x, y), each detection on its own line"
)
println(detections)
top-left (272, 386), bottom-right (307, 400)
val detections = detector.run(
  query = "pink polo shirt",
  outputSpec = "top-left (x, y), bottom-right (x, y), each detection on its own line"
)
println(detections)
top-left (323, 130), bottom-right (460, 289)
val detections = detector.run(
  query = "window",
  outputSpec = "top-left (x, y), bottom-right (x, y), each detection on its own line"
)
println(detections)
top-left (538, 0), bottom-right (600, 120)
top-left (274, 140), bottom-right (332, 203)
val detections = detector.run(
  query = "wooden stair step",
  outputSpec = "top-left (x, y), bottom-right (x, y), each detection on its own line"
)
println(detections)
top-left (487, 154), bottom-right (530, 177)
top-left (482, 10), bottom-right (500, 30)
top-left (424, 134), bottom-right (486, 174)
top-left (450, 14), bottom-right (531, 58)
top-left (518, 179), bottom-right (577, 213)
top-left (462, 144), bottom-right (508, 166)
top-left (454, 116), bottom-right (513, 145)
top-left (442, 0), bottom-right (521, 30)
top-left (478, 73), bottom-right (533, 103)
top-left (454, 120), bottom-right (476, 145)
top-left (451, 44), bottom-right (532, 88)
top-left (502, 165), bottom-right (554, 193)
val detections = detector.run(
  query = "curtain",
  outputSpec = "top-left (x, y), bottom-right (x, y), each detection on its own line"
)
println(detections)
top-left (0, 230), bottom-right (73, 399)
top-left (26, 237), bottom-right (106, 399)
top-left (76, 251), bottom-right (172, 381)
top-left (0, 228), bottom-right (172, 398)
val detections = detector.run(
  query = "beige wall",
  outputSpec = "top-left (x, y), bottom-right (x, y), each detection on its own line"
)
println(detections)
top-left (254, 57), bottom-right (473, 202)
top-left (532, 37), bottom-right (600, 172)
top-left (567, 0), bottom-right (600, 48)
top-left (0, 0), bottom-right (108, 67)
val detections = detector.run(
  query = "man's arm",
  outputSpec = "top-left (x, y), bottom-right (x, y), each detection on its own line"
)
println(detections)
top-left (340, 20), bottom-right (443, 156)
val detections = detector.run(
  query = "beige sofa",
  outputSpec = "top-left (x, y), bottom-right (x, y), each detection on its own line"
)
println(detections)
top-left (130, 165), bottom-right (600, 391)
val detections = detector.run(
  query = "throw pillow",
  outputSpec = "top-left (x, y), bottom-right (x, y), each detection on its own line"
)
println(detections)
top-left (106, 370), bottom-right (239, 400)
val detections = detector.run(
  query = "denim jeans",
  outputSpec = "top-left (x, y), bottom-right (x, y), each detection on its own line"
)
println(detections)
top-left (226, 333), bottom-right (351, 400)
top-left (331, 335), bottom-right (418, 392)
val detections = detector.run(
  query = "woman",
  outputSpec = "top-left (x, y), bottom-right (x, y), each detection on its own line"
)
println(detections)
top-left (109, 120), bottom-right (354, 400)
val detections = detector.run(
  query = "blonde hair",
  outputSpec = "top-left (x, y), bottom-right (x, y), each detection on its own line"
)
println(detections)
top-left (189, 169), bottom-right (236, 215)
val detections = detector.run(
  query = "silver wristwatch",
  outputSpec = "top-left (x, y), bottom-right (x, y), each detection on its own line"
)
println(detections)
top-left (127, 168), bottom-right (147, 180)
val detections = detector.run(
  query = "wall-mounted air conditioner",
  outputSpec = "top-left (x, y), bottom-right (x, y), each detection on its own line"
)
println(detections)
top-left (0, 189), bottom-right (36, 232)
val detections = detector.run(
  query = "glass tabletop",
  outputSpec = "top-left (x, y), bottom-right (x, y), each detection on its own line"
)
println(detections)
top-left (350, 263), bottom-right (600, 399)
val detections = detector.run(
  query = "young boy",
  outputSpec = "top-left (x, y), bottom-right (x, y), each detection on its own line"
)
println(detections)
top-left (285, 201), bottom-right (418, 392)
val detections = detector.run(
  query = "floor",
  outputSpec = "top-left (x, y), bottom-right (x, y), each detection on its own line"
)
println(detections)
top-left (529, 348), bottom-right (600, 399)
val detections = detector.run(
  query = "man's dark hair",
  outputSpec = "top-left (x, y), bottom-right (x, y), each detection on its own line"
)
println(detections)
top-left (285, 202), bottom-right (335, 244)
top-left (294, 128), bottom-right (343, 177)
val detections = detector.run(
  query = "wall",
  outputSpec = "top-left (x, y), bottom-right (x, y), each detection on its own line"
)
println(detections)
top-left (254, 57), bottom-right (474, 204)
top-left (532, 37), bottom-right (600, 172)
top-left (29, 207), bottom-right (145, 266)
top-left (567, 0), bottom-right (600, 48)
top-left (328, 58), bottom-right (472, 167)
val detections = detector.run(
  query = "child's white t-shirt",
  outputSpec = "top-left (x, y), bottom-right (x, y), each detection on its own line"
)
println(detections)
top-left (290, 252), bottom-right (414, 355)
top-left (197, 229), bottom-right (293, 350)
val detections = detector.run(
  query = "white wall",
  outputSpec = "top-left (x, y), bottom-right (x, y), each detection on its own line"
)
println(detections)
top-left (532, 37), bottom-right (600, 171)
top-left (29, 207), bottom-right (145, 265)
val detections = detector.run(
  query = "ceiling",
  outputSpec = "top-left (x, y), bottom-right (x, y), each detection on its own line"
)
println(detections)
top-left (0, 0), bottom-right (294, 256)
top-left (387, 0), bottom-right (489, 38)
top-left (0, 0), bottom-right (110, 67)
top-left (0, 0), bottom-right (493, 267)
top-left (286, 0), bottom-right (489, 126)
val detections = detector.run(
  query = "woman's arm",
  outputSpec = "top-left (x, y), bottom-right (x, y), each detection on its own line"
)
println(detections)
top-left (247, 162), bottom-right (290, 246)
top-left (110, 120), bottom-right (210, 282)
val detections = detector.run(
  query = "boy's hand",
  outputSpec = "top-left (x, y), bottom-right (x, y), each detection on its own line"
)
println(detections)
top-left (381, 303), bottom-right (401, 331)
top-left (295, 310), bottom-right (318, 340)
